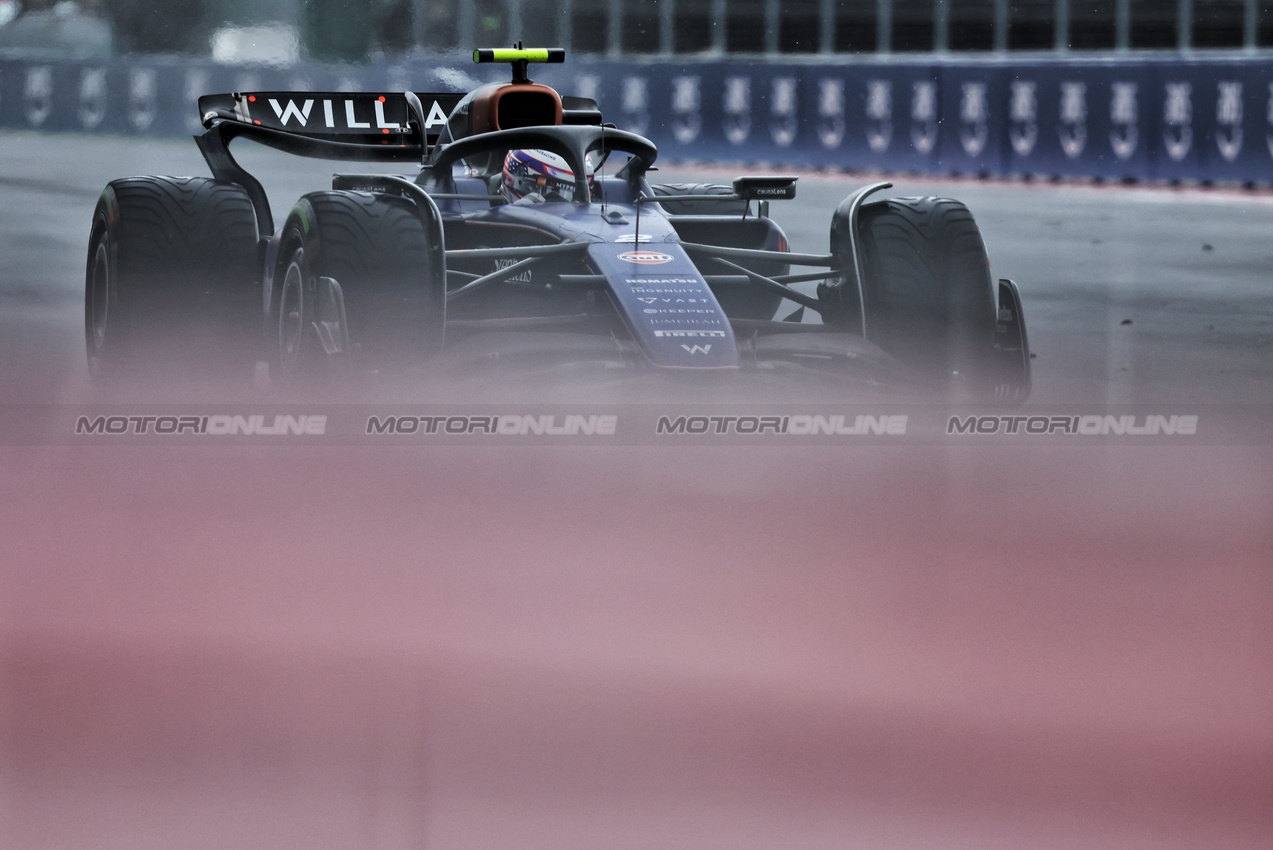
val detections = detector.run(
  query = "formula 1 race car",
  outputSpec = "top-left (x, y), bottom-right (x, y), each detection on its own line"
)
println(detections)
top-left (85, 47), bottom-right (1031, 401)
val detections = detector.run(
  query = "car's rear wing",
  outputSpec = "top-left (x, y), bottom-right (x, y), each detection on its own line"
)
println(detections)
top-left (194, 86), bottom-right (603, 240)
top-left (198, 91), bottom-right (465, 155)
top-left (196, 91), bottom-right (465, 237)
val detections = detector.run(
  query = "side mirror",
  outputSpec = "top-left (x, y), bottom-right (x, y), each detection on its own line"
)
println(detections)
top-left (732, 175), bottom-right (798, 201)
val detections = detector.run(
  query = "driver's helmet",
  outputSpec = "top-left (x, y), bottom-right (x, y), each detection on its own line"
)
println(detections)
top-left (501, 148), bottom-right (593, 203)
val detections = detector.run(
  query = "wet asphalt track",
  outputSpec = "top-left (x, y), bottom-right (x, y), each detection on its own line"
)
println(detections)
top-left (4, 130), bottom-right (1273, 403)
top-left (1, 130), bottom-right (1272, 850)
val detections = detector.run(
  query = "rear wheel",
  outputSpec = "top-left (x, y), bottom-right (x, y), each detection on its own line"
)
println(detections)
top-left (85, 176), bottom-right (259, 377)
top-left (271, 190), bottom-right (445, 380)
top-left (829, 196), bottom-right (998, 391)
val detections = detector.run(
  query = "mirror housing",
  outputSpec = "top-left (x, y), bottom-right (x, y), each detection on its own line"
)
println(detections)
top-left (732, 175), bottom-right (798, 201)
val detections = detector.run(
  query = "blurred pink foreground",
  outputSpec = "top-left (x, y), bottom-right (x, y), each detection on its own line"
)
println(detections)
top-left (2, 444), bottom-right (1270, 850)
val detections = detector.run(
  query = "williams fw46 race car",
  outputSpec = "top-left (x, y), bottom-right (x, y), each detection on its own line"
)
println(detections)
top-left (85, 47), bottom-right (1031, 401)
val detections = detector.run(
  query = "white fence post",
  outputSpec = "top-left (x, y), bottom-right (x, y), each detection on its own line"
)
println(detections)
top-left (765, 0), bottom-right (781, 55)
top-left (558, 0), bottom-right (572, 50)
top-left (661, 0), bottom-right (676, 54)
top-left (608, 0), bottom-right (622, 56)
top-left (820, 0), bottom-right (835, 54)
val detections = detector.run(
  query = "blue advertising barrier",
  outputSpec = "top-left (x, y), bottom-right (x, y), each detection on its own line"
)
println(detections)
top-left (2, 54), bottom-right (1272, 184)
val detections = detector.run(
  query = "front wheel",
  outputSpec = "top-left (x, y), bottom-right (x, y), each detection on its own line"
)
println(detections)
top-left (824, 196), bottom-right (1012, 397)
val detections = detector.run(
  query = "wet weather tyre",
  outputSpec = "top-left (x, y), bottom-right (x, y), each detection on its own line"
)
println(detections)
top-left (84, 176), bottom-right (259, 378)
top-left (855, 197), bottom-right (997, 387)
top-left (272, 191), bottom-right (445, 380)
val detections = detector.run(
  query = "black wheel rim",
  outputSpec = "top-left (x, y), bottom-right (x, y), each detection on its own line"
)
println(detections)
top-left (87, 240), bottom-right (110, 373)
top-left (278, 250), bottom-right (305, 370)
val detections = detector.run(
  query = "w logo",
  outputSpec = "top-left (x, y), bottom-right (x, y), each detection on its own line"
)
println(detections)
top-left (681, 344), bottom-right (712, 355)
top-left (270, 98), bottom-right (314, 126)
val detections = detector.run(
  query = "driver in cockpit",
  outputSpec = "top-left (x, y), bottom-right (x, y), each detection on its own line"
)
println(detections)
top-left (500, 148), bottom-right (595, 203)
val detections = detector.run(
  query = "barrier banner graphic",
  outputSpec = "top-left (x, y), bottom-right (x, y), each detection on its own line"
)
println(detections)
top-left (3, 55), bottom-right (1272, 185)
